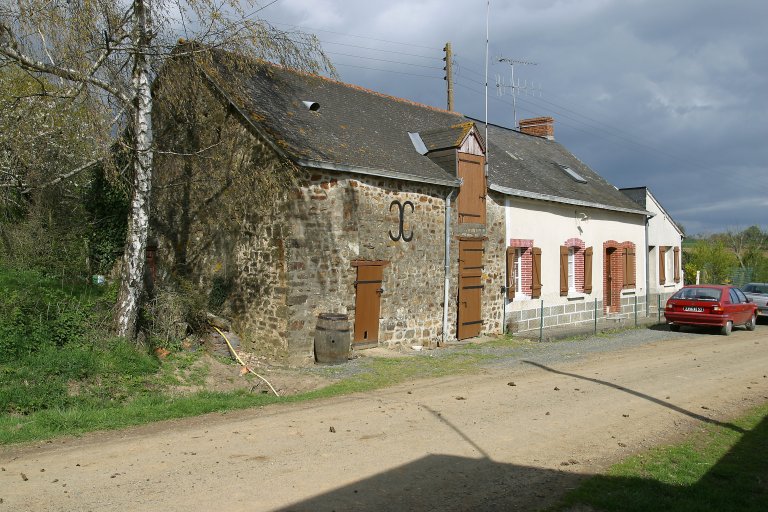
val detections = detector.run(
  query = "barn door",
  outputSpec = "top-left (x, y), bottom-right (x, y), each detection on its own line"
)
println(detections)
top-left (353, 262), bottom-right (386, 344)
top-left (457, 239), bottom-right (484, 340)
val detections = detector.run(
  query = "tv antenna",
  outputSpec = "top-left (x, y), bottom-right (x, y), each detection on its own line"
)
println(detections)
top-left (496, 57), bottom-right (540, 129)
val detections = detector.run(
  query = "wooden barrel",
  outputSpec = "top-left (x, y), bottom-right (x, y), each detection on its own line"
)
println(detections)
top-left (314, 313), bottom-right (351, 365)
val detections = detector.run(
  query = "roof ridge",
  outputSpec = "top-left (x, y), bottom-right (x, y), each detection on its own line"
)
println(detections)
top-left (205, 46), bottom-right (464, 118)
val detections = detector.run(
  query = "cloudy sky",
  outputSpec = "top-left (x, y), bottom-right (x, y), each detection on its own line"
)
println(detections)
top-left (256, 0), bottom-right (767, 235)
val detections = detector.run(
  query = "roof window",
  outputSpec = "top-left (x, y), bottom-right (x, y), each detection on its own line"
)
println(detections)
top-left (557, 164), bottom-right (587, 183)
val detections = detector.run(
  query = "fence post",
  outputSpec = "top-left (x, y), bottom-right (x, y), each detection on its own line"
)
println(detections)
top-left (594, 298), bottom-right (598, 334)
top-left (539, 300), bottom-right (544, 342)
top-left (634, 294), bottom-right (638, 326)
top-left (658, 294), bottom-right (661, 323)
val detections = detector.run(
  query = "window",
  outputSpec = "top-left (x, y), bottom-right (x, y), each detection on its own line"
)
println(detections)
top-left (557, 164), bottom-right (587, 183)
top-left (666, 248), bottom-right (675, 284)
top-left (507, 241), bottom-right (535, 300)
top-left (568, 248), bottom-right (576, 292)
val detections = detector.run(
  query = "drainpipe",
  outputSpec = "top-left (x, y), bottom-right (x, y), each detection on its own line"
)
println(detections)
top-left (442, 189), bottom-right (455, 346)
top-left (502, 197), bottom-right (511, 334)
top-left (645, 214), bottom-right (650, 317)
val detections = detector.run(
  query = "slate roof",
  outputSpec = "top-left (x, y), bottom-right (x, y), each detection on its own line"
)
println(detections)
top-left (620, 186), bottom-right (684, 235)
top-left (188, 47), bottom-right (647, 214)
top-left (473, 119), bottom-right (649, 215)
top-left (419, 123), bottom-right (477, 152)
top-left (196, 48), bottom-right (464, 186)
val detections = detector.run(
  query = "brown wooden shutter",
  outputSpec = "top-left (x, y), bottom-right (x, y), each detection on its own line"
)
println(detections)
top-left (584, 247), bottom-right (593, 293)
top-left (457, 154), bottom-right (486, 224)
top-left (673, 246), bottom-right (680, 283)
top-left (559, 245), bottom-right (569, 296)
top-left (624, 246), bottom-right (636, 288)
top-left (531, 247), bottom-right (542, 298)
top-left (659, 246), bottom-right (667, 285)
top-left (506, 247), bottom-right (516, 300)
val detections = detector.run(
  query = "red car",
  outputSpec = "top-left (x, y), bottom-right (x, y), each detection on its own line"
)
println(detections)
top-left (664, 285), bottom-right (758, 335)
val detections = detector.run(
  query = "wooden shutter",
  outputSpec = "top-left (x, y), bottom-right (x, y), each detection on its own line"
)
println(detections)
top-left (559, 246), bottom-right (569, 296)
top-left (673, 247), bottom-right (680, 283)
top-left (506, 247), bottom-right (516, 300)
top-left (624, 246), bottom-right (636, 288)
top-left (457, 154), bottom-right (486, 224)
top-left (659, 247), bottom-right (667, 285)
top-left (584, 246), bottom-right (593, 293)
top-left (531, 247), bottom-right (542, 298)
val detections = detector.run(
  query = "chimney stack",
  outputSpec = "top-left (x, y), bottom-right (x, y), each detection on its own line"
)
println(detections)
top-left (518, 117), bottom-right (554, 140)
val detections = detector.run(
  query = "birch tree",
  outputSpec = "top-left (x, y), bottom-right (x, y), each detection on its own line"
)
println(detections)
top-left (0, 1), bottom-right (332, 338)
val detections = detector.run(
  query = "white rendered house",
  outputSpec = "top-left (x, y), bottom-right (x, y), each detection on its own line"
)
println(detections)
top-left (480, 117), bottom-right (651, 333)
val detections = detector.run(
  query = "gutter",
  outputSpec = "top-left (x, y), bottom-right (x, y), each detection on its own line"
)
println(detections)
top-left (489, 183), bottom-right (652, 217)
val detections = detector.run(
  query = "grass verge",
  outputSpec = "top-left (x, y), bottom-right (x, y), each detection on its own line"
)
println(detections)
top-left (555, 401), bottom-right (768, 512)
top-left (0, 344), bottom-right (496, 445)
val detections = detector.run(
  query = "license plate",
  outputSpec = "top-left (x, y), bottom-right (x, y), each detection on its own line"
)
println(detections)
top-left (683, 306), bottom-right (704, 312)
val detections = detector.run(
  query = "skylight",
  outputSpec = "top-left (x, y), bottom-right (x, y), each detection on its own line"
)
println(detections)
top-left (558, 164), bottom-right (587, 183)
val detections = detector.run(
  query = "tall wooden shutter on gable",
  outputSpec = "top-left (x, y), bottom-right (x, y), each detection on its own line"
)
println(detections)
top-left (623, 246), bottom-right (636, 288)
top-left (457, 153), bottom-right (486, 224)
top-left (584, 247), bottom-right (593, 293)
top-left (559, 246), bottom-right (569, 296)
top-left (659, 247), bottom-right (667, 285)
top-left (531, 247), bottom-right (542, 298)
top-left (673, 247), bottom-right (681, 283)
top-left (506, 247), bottom-right (516, 300)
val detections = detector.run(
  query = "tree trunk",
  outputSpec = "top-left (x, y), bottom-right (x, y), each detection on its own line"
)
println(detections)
top-left (114, 0), bottom-right (153, 339)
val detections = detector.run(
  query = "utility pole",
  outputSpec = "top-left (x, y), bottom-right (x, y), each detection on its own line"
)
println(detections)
top-left (443, 42), bottom-right (454, 111)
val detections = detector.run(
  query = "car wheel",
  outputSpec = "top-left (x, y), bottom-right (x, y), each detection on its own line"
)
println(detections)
top-left (669, 324), bottom-right (680, 332)
top-left (721, 320), bottom-right (733, 336)
top-left (746, 314), bottom-right (756, 331)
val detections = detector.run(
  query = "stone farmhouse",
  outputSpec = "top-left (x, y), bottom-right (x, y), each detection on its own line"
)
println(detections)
top-left (150, 46), bottom-right (677, 364)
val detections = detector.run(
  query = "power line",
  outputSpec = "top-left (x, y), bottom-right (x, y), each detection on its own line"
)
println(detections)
top-left (335, 62), bottom-right (442, 80)
top-left (319, 40), bottom-right (438, 61)
top-left (325, 51), bottom-right (443, 70)
top-left (269, 21), bottom-right (441, 51)
top-left (454, 80), bottom-right (768, 188)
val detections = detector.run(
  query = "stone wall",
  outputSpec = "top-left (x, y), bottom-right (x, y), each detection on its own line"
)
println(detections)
top-left (152, 60), bottom-right (292, 358)
top-left (285, 171), bottom-right (472, 362)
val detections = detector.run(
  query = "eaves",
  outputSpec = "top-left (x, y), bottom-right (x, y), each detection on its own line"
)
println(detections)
top-left (295, 158), bottom-right (462, 187)
top-left (490, 183), bottom-right (652, 217)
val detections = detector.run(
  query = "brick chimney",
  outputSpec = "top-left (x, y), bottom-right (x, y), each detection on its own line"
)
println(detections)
top-left (518, 117), bottom-right (554, 140)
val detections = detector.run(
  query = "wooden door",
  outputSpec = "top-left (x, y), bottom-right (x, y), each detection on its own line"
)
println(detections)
top-left (457, 239), bottom-right (484, 340)
top-left (605, 248), bottom-right (614, 309)
top-left (353, 262), bottom-right (386, 344)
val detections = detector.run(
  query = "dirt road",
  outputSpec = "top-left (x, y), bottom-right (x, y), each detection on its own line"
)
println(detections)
top-left (2, 329), bottom-right (767, 511)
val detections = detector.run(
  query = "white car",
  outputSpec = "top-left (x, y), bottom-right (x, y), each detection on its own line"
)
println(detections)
top-left (742, 283), bottom-right (768, 318)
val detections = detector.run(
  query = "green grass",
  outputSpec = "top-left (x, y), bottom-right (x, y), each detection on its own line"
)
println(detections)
top-left (556, 402), bottom-right (768, 512)
top-left (0, 343), bottom-right (497, 445)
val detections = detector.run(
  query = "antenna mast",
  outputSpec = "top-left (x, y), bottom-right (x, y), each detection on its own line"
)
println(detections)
top-left (496, 57), bottom-right (538, 128)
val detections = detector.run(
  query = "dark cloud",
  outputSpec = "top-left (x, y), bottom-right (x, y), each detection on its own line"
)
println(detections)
top-left (267, 0), bottom-right (768, 234)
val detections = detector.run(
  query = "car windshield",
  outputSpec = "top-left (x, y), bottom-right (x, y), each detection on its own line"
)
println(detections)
top-left (743, 283), bottom-right (768, 294)
top-left (672, 287), bottom-right (721, 301)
